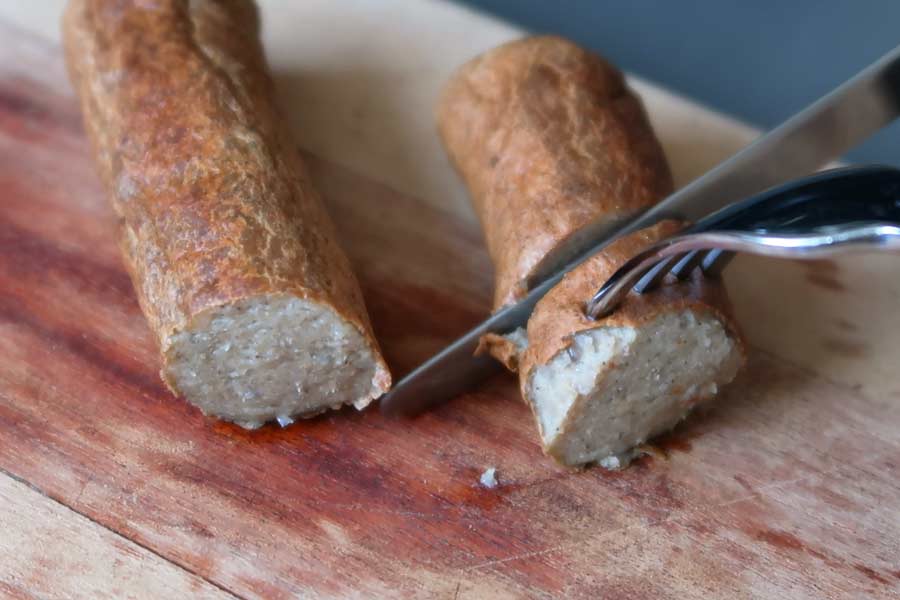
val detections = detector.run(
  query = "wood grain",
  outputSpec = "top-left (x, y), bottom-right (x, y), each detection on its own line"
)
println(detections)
top-left (0, 19), bottom-right (898, 600)
top-left (0, 474), bottom-right (234, 599)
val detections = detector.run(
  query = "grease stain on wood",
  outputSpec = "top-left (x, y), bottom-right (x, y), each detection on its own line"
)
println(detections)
top-left (754, 528), bottom-right (809, 553)
top-left (653, 432), bottom-right (694, 455)
top-left (834, 317), bottom-right (858, 332)
top-left (855, 564), bottom-right (892, 586)
top-left (732, 474), bottom-right (755, 494)
top-left (755, 528), bottom-right (897, 589)
top-left (821, 337), bottom-right (869, 358)
top-left (642, 418), bottom-right (710, 459)
top-left (802, 259), bottom-right (846, 292)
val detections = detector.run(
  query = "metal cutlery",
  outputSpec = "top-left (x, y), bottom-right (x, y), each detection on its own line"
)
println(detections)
top-left (588, 165), bottom-right (900, 318)
top-left (381, 46), bottom-right (900, 417)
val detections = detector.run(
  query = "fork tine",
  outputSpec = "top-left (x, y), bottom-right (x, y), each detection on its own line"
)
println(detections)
top-left (700, 249), bottom-right (735, 276)
top-left (669, 249), bottom-right (706, 280)
top-left (633, 255), bottom-right (679, 294)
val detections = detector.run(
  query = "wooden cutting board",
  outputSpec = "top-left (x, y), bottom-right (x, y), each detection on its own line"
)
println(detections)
top-left (1, 2), bottom-right (899, 598)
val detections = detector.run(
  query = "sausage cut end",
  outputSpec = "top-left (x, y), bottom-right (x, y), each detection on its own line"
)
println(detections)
top-left (527, 310), bottom-right (742, 467)
top-left (164, 294), bottom-right (388, 428)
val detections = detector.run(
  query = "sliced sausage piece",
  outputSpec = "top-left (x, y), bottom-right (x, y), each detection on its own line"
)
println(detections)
top-left (516, 222), bottom-right (744, 468)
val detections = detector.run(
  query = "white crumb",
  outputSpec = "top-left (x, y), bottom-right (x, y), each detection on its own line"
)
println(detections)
top-left (275, 415), bottom-right (295, 428)
top-left (479, 467), bottom-right (498, 488)
top-left (599, 455), bottom-right (621, 470)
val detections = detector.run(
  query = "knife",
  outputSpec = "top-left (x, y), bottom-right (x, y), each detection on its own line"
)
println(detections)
top-left (380, 45), bottom-right (900, 416)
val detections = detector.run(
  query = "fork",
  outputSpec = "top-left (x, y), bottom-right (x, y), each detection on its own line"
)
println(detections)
top-left (586, 166), bottom-right (900, 319)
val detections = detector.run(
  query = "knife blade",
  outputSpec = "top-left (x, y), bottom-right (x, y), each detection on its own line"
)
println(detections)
top-left (380, 44), bottom-right (900, 416)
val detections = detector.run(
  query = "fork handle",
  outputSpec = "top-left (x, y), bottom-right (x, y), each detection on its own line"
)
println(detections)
top-left (683, 165), bottom-right (900, 235)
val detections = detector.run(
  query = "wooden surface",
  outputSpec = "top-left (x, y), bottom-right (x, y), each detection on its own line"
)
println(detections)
top-left (1, 476), bottom-right (233, 599)
top-left (1, 2), bottom-right (900, 598)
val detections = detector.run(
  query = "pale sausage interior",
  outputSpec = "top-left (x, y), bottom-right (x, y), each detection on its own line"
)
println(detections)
top-left (527, 310), bottom-right (742, 467)
top-left (164, 295), bottom-right (383, 428)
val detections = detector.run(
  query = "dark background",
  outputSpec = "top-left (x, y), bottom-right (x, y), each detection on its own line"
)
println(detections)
top-left (458, 0), bottom-right (899, 164)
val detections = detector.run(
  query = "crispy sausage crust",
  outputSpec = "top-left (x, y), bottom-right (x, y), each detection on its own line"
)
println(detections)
top-left (519, 222), bottom-right (744, 389)
top-left (437, 35), bottom-right (673, 309)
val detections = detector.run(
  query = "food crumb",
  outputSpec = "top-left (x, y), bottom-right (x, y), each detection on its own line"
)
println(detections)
top-left (479, 467), bottom-right (498, 488)
top-left (599, 455), bottom-right (621, 470)
top-left (275, 415), bottom-right (294, 428)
